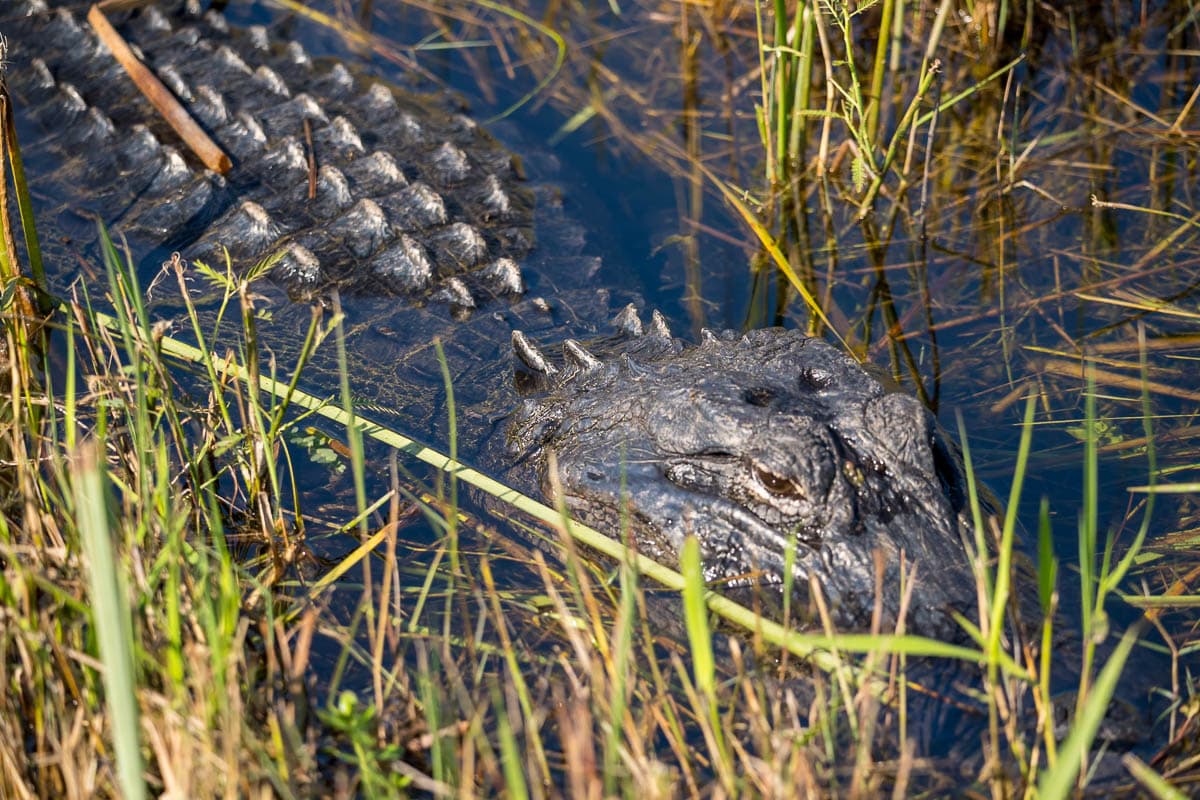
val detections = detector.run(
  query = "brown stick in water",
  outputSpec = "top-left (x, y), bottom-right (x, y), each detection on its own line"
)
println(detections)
top-left (87, 4), bottom-right (232, 175)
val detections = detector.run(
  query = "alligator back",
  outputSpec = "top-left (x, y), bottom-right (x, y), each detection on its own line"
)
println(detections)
top-left (4, 0), bottom-right (622, 446)
top-left (5, 0), bottom-right (539, 304)
top-left (4, 1), bottom-right (981, 636)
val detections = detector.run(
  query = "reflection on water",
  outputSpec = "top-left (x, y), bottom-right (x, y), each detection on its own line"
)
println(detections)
top-left (10, 0), bottom-right (1199, 788)
top-left (263, 0), bottom-right (1200, 582)
top-left (240, 0), bottom-right (1199, 765)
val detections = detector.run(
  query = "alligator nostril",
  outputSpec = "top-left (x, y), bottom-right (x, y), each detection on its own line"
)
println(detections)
top-left (798, 367), bottom-right (834, 390)
top-left (742, 387), bottom-right (776, 406)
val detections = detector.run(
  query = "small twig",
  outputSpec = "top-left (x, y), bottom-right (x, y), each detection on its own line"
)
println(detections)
top-left (857, 59), bottom-right (941, 219)
top-left (1170, 81), bottom-right (1200, 133)
top-left (1039, 358), bottom-right (1200, 403)
top-left (87, 4), bottom-right (231, 174)
top-left (303, 118), bottom-right (317, 200)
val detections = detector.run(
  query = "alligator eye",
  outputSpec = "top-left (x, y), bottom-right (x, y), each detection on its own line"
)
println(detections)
top-left (742, 387), bottom-right (776, 407)
top-left (754, 464), bottom-right (799, 497)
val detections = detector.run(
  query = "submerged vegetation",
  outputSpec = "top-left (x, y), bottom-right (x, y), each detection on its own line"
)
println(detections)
top-left (2, 0), bottom-right (1199, 797)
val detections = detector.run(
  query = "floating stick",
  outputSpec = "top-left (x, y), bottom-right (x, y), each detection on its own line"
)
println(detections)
top-left (88, 4), bottom-right (232, 174)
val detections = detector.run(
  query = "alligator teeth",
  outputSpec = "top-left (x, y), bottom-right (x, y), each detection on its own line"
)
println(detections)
top-left (612, 304), bottom-right (643, 337)
top-left (649, 310), bottom-right (672, 338)
top-left (512, 331), bottom-right (557, 376)
top-left (563, 340), bottom-right (602, 373)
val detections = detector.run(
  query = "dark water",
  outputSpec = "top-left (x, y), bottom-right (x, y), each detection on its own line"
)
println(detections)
top-left (226, 0), bottom-right (1200, 764)
top-left (250, 8), bottom-right (1198, 533)
top-left (10, 0), bottom-right (1199, 782)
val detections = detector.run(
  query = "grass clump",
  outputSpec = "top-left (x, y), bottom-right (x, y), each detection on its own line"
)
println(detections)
top-left (0, 223), bottom-right (326, 794)
top-left (2, 1), bottom-right (1198, 796)
top-left (0, 213), bottom-right (1175, 796)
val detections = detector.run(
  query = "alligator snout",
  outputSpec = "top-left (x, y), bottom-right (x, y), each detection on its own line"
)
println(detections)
top-left (507, 312), bottom-right (977, 636)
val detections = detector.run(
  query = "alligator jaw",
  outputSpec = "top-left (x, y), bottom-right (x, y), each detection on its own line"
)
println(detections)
top-left (508, 320), bottom-right (978, 637)
top-left (547, 438), bottom-right (973, 635)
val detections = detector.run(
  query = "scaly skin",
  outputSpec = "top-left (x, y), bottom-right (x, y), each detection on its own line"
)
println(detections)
top-left (507, 319), bottom-right (977, 636)
top-left (5, 0), bottom-right (979, 636)
top-left (3, 0), bottom-right (533, 307)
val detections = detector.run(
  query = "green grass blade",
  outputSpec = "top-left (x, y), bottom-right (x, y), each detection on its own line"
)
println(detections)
top-left (2, 83), bottom-right (49, 308)
top-left (330, 293), bottom-right (369, 537)
top-left (1103, 329), bottom-right (1157, 591)
top-left (1122, 753), bottom-right (1188, 799)
top-left (1037, 496), bottom-right (1057, 613)
top-left (492, 679), bottom-right (530, 800)
top-left (988, 393), bottom-right (1036, 656)
top-left (1036, 622), bottom-right (1142, 799)
top-left (434, 338), bottom-right (460, 577)
top-left (604, 558), bottom-right (636, 790)
top-left (681, 534), bottom-right (715, 700)
top-left (1079, 364), bottom-right (1098, 640)
top-left (74, 444), bottom-right (146, 800)
top-left (437, 0), bottom-right (566, 125)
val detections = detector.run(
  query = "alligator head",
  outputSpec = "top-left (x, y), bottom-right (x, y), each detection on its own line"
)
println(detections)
top-left (506, 308), bottom-right (979, 637)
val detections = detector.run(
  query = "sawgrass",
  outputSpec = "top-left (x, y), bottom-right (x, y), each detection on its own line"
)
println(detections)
top-left (0, 149), bottom-right (1169, 800)
top-left (2, 0), bottom-right (1197, 796)
top-left (73, 442), bottom-right (146, 800)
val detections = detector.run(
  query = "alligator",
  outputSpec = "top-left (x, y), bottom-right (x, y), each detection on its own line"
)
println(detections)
top-left (2, 0), bottom-right (979, 636)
